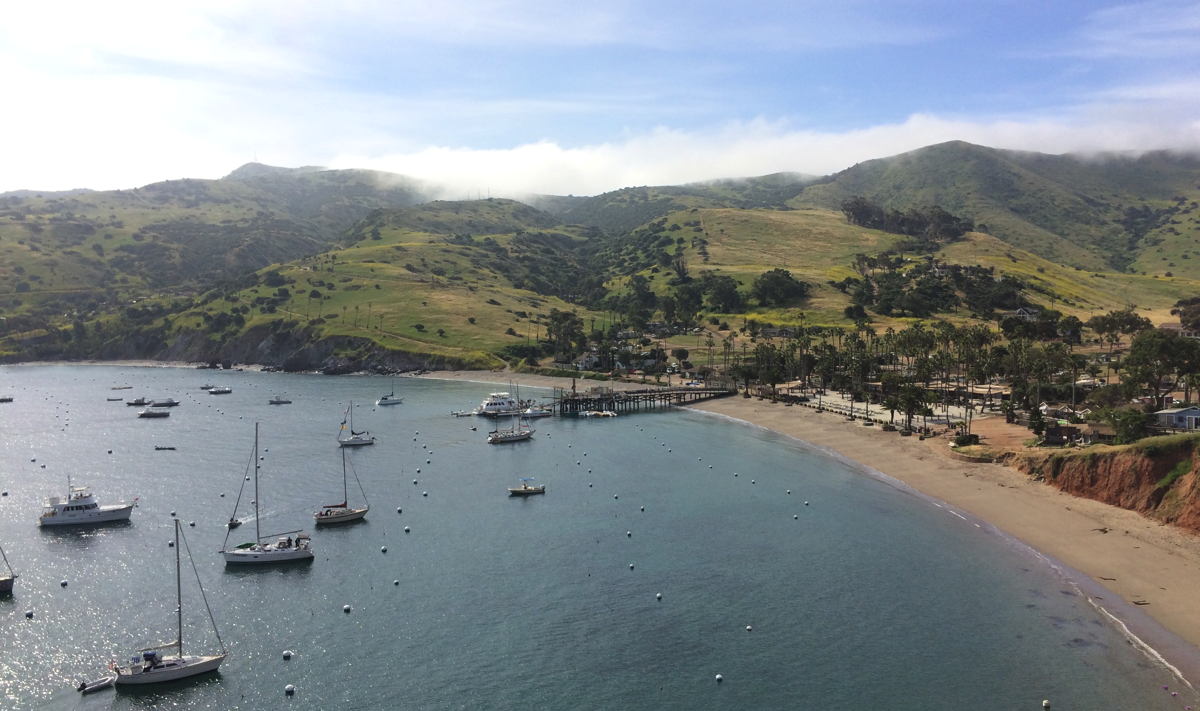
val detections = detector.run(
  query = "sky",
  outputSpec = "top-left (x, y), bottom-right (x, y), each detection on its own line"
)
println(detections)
top-left (2, 0), bottom-right (1199, 196)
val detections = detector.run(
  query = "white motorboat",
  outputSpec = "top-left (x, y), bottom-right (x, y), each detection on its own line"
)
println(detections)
top-left (338, 401), bottom-right (375, 447)
top-left (138, 408), bottom-right (170, 418)
top-left (268, 394), bottom-right (292, 405)
top-left (376, 378), bottom-right (402, 407)
top-left (314, 448), bottom-right (369, 525)
top-left (221, 423), bottom-right (314, 564)
top-left (113, 519), bottom-right (227, 685)
top-left (208, 386), bottom-right (232, 395)
top-left (522, 406), bottom-right (553, 418)
top-left (150, 398), bottom-right (180, 407)
top-left (473, 391), bottom-right (530, 417)
top-left (507, 477), bottom-right (545, 496)
top-left (38, 479), bottom-right (134, 526)
top-left (125, 397), bottom-right (150, 406)
top-left (0, 543), bottom-right (17, 594)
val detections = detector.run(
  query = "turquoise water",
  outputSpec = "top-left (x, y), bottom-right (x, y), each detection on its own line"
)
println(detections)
top-left (0, 364), bottom-right (1194, 710)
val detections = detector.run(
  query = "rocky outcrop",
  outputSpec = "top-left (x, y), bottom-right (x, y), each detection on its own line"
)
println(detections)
top-left (1011, 437), bottom-right (1200, 533)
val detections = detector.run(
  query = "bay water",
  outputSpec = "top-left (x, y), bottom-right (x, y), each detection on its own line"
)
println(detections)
top-left (0, 364), bottom-right (1194, 710)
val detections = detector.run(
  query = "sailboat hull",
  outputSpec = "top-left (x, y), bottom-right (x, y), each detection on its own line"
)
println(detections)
top-left (314, 506), bottom-right (368, 525)
top-left (115, 654), bottom-right (226, 684)
top-left (338, 436), bottom-right (375, 447)
top-left (0, 575), bottom-right (13, 594)
top-left (222, 547), bottom-right (314, 564)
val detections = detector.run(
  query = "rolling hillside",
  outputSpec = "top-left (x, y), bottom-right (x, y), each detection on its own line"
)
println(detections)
top-left (0, 164), bottom-right (438, 330)
top-left (3, 141), bottom-right (1200, 368)
top-left (793, 141), bottom-right (1200, 277)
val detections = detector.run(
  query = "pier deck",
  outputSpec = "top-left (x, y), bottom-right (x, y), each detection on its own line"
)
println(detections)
top-left (553, 385), bottom-right (736, 416)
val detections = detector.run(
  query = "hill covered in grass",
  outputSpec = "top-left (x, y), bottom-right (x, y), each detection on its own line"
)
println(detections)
top-left (0, 164), bottom-right (438, 331)
top-left (4, 142), bottom-right (1200, 369)
top-left (793, 141), bottom-right (1200, 277)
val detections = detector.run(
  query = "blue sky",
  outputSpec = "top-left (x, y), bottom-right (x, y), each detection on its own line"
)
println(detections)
top-left (2, 0), bottom-right (1198, 194)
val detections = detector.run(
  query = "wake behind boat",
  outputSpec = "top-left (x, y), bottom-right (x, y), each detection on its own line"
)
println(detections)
top-left (38, 479), bottom-right (134, 526)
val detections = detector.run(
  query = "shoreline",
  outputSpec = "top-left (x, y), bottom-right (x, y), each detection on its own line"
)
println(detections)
top-left (423, 369), bottom-right (1200, 686)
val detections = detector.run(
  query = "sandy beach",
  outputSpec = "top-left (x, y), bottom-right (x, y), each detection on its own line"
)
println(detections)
top-left (426, 369), bottom-right (1200, 684)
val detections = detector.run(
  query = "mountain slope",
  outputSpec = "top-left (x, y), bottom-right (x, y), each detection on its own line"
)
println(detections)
top-left (0, 165), bottom-right (439, 328)
top-left (793, 141), bottom-right (1200, 276)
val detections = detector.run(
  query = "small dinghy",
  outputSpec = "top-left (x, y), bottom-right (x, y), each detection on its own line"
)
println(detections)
top-left (78, 673), bottom-right (116, 694)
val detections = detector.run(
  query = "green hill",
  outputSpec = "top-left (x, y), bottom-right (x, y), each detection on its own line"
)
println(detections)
top-left (793, 141), bottom-right (1200, 277)
top-left (0, 164), bottom-right (437, 330)
top-left (4, 142), bottom-right (1200, 369)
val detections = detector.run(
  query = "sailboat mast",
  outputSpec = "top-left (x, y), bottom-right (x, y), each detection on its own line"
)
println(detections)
top-left (342, 448), bottom-right (349, 502)
top-left (175, 518), bottom-right (183, 659)
top-left (253, 423), bottom-right (261, 543)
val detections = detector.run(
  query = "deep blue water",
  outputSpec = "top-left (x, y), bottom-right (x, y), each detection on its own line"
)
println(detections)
top-left (0, 364), bottom-right (1195, 710)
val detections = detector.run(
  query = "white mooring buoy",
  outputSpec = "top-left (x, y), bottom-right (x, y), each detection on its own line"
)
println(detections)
top-left (343, 605), bottom-right (351, 613)
top-left (282, 650), bottom-right (293, 660)
top-left (285, 684), bottom-right (296, 695)
top-left (715, 674), bottom-right (723, 683)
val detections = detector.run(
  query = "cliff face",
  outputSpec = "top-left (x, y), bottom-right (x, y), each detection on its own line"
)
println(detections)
top-left (1012, 439), bottom-right (1200, 533)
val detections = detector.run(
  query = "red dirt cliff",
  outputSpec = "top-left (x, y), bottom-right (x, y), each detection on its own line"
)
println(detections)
top-left (1010, 436), bottom-right (1200, 533)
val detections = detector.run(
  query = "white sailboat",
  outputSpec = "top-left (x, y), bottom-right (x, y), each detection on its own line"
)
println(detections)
top-left (0, 543), bottom-right (16, 594)
top-left (338, 401), bottom-right (375, 447)
top-left (113, 519), bottom-right (226, 684)
top-left (314, 448), bottom-right (370, 524)
top-left (376, 378), bottom-right (402, 407)
top-left (221, 424), bottom-right (314, 564)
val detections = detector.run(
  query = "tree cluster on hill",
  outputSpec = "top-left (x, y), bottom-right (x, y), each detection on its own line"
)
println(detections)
top-left (840, 196), bottom-right (974, 250)
top-left (601, 267), bottom-right (809, 331)
top-left (1171, 296), bottom-right (1200, 331)
top-left (833, 256), bottom-right (1024, 319)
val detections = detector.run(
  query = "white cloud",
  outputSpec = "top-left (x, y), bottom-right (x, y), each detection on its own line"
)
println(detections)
top-left (330, 112), bottom-right (1200, 198)
top-left (1074, 0), bottom-right (1200, 58)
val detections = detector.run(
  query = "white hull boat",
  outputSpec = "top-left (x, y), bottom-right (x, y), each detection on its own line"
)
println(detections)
top-left (0, 543), bottom-right (16, 594)
top-left (222, 539), bottom-right (313, 564)
top-left (39, 480), bottom-right (134, 526)
top-left (221, 423), bottom-right (314, 565)
top-left (116, 654), bottom-right (226, 685)
top-left (111, 519), bottom-right (227, 686)
top-left (315, 448), bottom-right (370, 525)
top-left (337, 401), bottom-right (375, 447)
top-left (376, 379), bottom-right (402, 406)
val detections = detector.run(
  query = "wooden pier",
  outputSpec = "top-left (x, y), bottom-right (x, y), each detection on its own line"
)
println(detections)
top-left (553, 384), bottom-right (736, 416)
